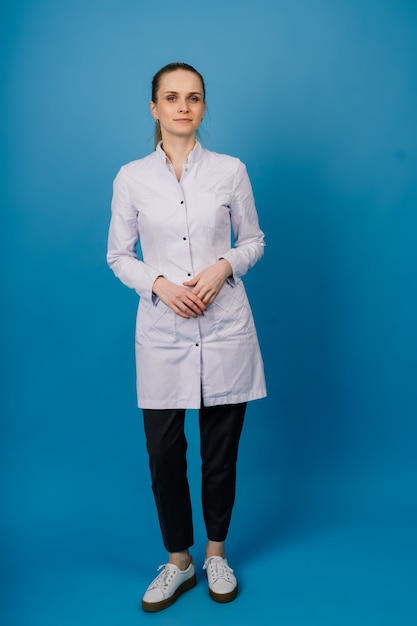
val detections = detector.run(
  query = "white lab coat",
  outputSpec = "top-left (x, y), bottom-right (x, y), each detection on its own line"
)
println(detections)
top-left (107, 142), bottom-right (267, 409)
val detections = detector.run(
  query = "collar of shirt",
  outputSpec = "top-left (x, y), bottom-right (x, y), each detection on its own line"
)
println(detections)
top-left (155, 140), bottom-right (204, 174)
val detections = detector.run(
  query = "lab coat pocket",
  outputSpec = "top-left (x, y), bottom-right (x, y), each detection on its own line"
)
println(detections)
top-left (212, 281), bottom-right (253, 340)
top-left (135, 298), bottom-right (176, 344)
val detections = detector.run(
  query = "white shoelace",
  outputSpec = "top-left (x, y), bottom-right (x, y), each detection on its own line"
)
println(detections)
top-left (203, 557), bottom-right (234, 581)
top-left (148, 564), bottom-right (177, 590)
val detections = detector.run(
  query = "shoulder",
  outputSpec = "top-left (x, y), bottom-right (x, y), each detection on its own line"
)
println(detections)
top-left (201, 147), bottom-right (242, 167)
top-left (116, 150), bottom-right (158, 181)
top-left (200, 147), bottom-right (247, 176)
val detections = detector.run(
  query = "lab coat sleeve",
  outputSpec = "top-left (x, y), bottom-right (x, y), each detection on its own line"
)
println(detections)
top-left (107, 168), bottom-right (162, 300)
top-left (221, 161), bottom-right (265, 279)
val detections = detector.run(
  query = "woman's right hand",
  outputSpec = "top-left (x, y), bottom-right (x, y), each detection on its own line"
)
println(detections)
top-left (152, 276), bottom-right (207, 318)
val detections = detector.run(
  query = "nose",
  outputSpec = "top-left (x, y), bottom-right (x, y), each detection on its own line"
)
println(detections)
top-left (178, 99), bottom-right (189, 112)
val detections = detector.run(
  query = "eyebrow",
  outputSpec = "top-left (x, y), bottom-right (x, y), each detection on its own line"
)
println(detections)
top-left (163, 90), bottom-right (203, 96)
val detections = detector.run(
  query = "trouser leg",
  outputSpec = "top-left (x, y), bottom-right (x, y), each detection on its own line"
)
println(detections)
top-left (142, 408), bottom-right (193, 553)
top-left (199, 402), bottom-right (246, 542)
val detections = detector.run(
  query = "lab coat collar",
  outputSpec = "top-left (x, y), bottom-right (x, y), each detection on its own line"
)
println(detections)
top-left (155, 140), bottom-right (204, 167)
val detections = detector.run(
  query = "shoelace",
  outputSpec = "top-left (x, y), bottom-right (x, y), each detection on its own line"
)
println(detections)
top-left (203, 557), bottom-right (234, 581)
top-left (149, 564), bottom-right (177, 590)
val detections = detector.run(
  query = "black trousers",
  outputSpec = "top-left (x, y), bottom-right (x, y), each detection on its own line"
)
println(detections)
top-left (143, 402), bottom-right (246, 553)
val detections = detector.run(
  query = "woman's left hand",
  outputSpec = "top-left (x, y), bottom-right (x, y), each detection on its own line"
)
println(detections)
top-left (183, 259), bottom-right (233, 306)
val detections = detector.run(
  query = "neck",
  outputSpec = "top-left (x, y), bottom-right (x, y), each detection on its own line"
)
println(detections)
top-left (160, 135), bottom-right (197, 166)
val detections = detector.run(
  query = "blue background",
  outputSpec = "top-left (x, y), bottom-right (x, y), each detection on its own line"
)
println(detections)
top-left (1, 0), bottom-right (416, 624)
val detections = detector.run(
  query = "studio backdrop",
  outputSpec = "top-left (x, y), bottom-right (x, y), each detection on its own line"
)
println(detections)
top-left (1, 0), bottom-right (416, 623)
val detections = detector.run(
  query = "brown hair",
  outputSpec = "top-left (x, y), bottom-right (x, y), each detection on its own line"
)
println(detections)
top-left (151, 62), bottom-right (206, 149)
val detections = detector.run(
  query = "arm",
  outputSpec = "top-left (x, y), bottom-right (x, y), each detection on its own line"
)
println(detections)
top-left (107, 168), bottom-right (164, 301)
top-left (221, 160), bottom-right (265, 279)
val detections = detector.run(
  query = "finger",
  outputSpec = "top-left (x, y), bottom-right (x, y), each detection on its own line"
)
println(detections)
top-left (185, 302), bottom-right (204, 316)
top-left (183, 273), bottom-right (200, 287)
top-left (199, 288), bottom-right (214, 302)
top-left (172, 301), bottom-right (192, 318)
top-left (202, 290), bottom-right (218, 306)
top-left (186, 292), bottom-right (206, 310)
top-left (191, 287), bottom-right (208, 301)
top-left (178, 297), bottom-right (205, 317)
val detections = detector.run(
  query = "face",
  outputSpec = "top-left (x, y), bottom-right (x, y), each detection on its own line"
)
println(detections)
top-left (150, 69), bottom-right (206, 142)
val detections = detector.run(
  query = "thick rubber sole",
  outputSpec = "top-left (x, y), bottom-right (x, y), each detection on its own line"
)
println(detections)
top-left (141, 573), bottom-right (197, 612)
top-left (208, 583), bottom-right (238, 603)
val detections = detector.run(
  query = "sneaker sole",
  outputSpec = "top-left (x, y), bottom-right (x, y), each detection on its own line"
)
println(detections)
top-left (141, 573), bottom-right (197, 612)
top-left (208, 583), bottom-right (238, 604)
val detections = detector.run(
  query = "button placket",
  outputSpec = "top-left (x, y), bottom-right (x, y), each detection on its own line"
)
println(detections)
top-left (178, 198), bottom-right (192, 279)
top-left (180, 193), bottom-right (201, 348)
top-left (177, 191), bottom-right (196, 294)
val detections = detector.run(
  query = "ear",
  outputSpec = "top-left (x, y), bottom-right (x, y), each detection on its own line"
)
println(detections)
top-left (149, 101), bottom-right (158, 120)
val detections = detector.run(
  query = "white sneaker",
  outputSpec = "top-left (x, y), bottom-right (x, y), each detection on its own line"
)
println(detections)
top-left (142, 560), bottom-right (196, 612)
top-left (203, 556), bottom-right (238, 603)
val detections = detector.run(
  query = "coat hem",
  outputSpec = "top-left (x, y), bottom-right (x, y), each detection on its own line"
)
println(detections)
top-left (137, 388), bottom-right (267, 410)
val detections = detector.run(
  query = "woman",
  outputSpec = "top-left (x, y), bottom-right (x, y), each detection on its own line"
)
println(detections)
top-left (107, 62), bottom-right (266, 612)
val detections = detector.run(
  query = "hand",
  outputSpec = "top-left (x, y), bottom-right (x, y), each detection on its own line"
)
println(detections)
top-left (183, 259), bottom-right (233, 306)
top-left (152, 276), bottom-right (206, 318)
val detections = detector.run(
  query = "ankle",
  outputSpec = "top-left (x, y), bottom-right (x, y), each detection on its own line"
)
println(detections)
top-left (169, 551), bottom-right (192, 571)
top-left (206, 540), bottom-right (225, 560)
top-left (206, 552), bottom-right (225, 560)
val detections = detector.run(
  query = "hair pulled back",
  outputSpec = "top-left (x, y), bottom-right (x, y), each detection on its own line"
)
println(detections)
top-left (151, 62), bottom-right (206, 149)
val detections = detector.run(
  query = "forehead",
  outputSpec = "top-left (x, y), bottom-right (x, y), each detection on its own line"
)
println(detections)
top-left (158, 69), bottom-right (203, 94)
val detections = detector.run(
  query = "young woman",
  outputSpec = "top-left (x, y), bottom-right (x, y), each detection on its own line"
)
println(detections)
top-left (107, 62), bottom-right (266, 612)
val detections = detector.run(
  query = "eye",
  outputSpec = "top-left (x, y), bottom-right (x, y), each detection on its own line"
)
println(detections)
top-left (189, 95), bottom-right (200, 103)
top-left (166, 95), bottom-right (176, 102)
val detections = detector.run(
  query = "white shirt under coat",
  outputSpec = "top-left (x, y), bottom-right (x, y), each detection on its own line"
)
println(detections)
top-left (107, 141), bottom-right (267, 409)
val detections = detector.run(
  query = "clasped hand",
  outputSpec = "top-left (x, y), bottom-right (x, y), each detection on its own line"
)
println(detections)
top-left (152, 259), bottom-right (232, 319)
